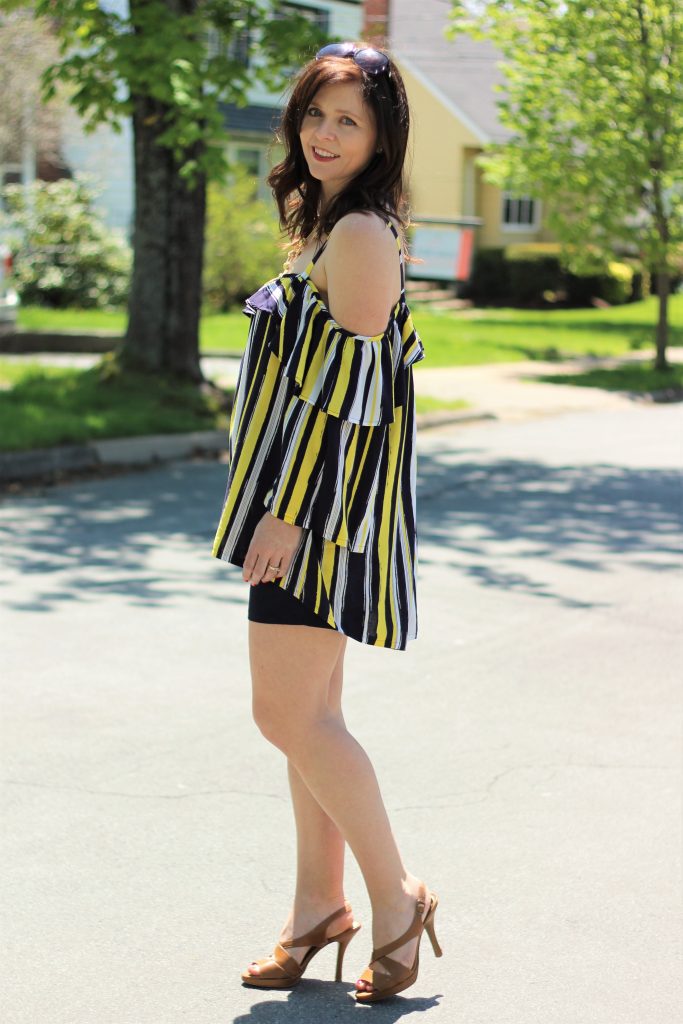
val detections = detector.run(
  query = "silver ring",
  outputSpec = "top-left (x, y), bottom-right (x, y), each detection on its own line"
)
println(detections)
top-left (267, 564), bottom-right (281, 573)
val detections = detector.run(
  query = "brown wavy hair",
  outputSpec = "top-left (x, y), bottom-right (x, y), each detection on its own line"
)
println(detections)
top-left (267, 44), bottom-right (412, 257)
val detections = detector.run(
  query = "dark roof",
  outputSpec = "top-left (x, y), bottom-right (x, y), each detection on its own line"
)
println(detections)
top-left (390, 0), bottom-right (510, 144)
top-left (220, 102), bottom-right (282, 136)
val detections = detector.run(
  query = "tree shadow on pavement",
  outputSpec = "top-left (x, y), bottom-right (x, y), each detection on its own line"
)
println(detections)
top-left (0, 459), bottom-right (248, 614)
top-left (415, 445), bottom-right (681, 608)
top-left (0, 449), bottom-right (679, 614)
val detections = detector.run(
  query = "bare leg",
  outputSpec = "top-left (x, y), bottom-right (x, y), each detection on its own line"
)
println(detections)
top-left (245, 637), bottom-right (355, 976)
top-left (289, 640), bottom-right (347, 905)
top-left (248, 623), bottom-right (432, 993)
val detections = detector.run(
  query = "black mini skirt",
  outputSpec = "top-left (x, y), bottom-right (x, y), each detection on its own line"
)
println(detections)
top-left (248, 580), bottom-right (335, 630)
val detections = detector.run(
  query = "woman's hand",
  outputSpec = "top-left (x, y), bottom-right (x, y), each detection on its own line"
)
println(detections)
top-left (242, 512), bottom-right (303, 586)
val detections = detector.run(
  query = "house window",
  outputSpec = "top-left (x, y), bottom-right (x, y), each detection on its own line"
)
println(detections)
top-left (205, 26), bottom-right (251, 67)
top-left (228, 144), bottom-right (270, 200)
top-left (0, 165), bottom-right (22, 211)
top-left (277, 3), bottom-right (330, 34)
top-left (206, 4), bottom-right (329, 72)
top-left (272, 4), bottom-right (330, 82)
top-left (235, 147), bottom-right (261, 178)
top-left (502, 192), bottom-right (539, 230)
top-left (228, 27), bottom-right (251, 66)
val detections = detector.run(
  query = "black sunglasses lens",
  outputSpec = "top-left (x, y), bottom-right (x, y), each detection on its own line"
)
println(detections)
top-left (315, 43), bottom-right (389, 75)
top-left (353, 47), bottom-right (389, 74)
top-left (316, 43), bottom-right (355, 60)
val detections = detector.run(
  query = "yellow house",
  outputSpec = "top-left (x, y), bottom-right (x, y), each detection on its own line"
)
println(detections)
top-left (389, 0), bottom-right (554, 281)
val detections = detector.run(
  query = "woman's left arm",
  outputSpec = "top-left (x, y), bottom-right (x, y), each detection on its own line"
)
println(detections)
top-left (324, 213), bottom-right (401, 335)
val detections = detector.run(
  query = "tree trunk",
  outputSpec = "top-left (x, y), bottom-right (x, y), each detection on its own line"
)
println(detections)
top-left (121, 92), bottom-right (206, 382)
top-left (654, 269), bottom-right (670, 372)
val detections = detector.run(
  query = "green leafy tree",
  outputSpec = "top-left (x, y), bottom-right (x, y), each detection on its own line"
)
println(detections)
top-left (7, 1), bottom-right (327, 381)
top-left (448, 0), bottom-right (683, 369)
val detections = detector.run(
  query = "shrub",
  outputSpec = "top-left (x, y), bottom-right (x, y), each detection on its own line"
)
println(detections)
top-left (203, 168), bottom-right (283, 312)
top-left (564, 261), bottom-right (633, 306)
top-left (466, 247), bottom-right (509, 304)
top-left (508, 253), bottom-right (563, 306)
top-left (468, 244), bottom-right (637, 307)
top-left (1, 175), bottom-right (131, 308)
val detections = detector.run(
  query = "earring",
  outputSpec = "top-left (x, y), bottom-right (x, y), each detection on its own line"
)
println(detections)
top-left (376, 147), bottom-right (383, 153)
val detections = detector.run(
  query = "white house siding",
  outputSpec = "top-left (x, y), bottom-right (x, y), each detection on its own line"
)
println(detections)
top-left (58, 0), bottom-right (132, 235)
top-left (61, 103), bottom-right (134, 239)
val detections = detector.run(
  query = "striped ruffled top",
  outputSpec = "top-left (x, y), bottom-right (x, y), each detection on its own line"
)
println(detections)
top-left (211, 216), bottom-right (425, 650)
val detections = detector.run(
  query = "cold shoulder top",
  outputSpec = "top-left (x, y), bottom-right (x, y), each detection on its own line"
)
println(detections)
top-left (210, 216), bottom-right (425, 650)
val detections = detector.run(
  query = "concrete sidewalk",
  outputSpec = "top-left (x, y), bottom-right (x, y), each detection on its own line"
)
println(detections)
top-left (414, 357), bottom-right (637, 420)
top-left (1, 402), bottom-right (681, 1023)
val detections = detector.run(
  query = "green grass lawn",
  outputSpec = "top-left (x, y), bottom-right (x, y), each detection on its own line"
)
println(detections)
top-left (0, 358), bottom-right (230, 452)
top-left (0, 356), bottom-right (469, 452)
top-left (409, 294), bottom-right (683, 368)
top-left (414, 395), bottom-right (469, 415)
top-left (16, 304), bottom-right (247, 349)
top-left (16, 294), bottom-right (683, 366)
top-left (17, 306), bottom-right (128, 332)
top-left (5, 295), bottom-right (680, 453)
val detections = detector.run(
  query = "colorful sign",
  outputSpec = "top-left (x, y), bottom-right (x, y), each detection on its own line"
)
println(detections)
top-left (408, 227), bottom-right (475, 282)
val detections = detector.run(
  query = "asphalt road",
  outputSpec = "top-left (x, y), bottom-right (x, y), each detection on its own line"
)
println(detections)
top-left (1, 402), bottom-right (681, 1024)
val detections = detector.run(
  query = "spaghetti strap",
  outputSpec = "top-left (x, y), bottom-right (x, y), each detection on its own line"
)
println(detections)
top-left (299, 237), bottom-right (329, 280)
top-left (311, 237), bottom-right (328, 266)
top-left (385, 218), bottom-right (406, 294)
top-left (303, 220), bottom-right (404, 292)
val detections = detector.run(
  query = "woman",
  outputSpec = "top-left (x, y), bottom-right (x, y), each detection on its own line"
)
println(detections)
top-left (211, 42), bottom-right (441, 1004)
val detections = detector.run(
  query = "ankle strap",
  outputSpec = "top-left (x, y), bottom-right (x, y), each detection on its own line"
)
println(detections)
top-left (370, 889), bottom-right (428, 962)
top-left (282, 902), bottom-right (350, 949)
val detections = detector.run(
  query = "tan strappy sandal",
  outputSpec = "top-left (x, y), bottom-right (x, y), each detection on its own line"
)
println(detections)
top-left (355, 885), bottom-right (442, 1003)
top-left (241, 902), bottom-right (362, 989)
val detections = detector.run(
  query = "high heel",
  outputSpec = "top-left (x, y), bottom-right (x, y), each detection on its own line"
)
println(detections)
top-left (241, 902), bottom-right (361, 989)
top-left (334, 926), bottom-right (359, 982)
top-left (355, 885), bottom-right (442, 1004)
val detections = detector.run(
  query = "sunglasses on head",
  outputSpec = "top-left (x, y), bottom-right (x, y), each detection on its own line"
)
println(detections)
top-left (315, 42), bottom-right (391, 76)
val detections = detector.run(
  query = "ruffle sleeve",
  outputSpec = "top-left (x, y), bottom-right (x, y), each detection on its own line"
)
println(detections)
top-left (245, 274), bottom-right (424, 426)
top-left (244, 274), bottom-right (425, 553)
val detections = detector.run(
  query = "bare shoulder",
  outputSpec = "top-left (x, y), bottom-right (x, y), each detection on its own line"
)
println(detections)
top-left (325, 211), bottom-right (399, 286)
top-left (323, 211), bottom-right (402, 337)
top-left (327, 210), bottom-right (397, 260)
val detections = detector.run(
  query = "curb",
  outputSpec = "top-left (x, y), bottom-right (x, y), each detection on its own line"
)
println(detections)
top-left (0, 430), bottom-right (227, 486)
top-left (0, 411), bottom-right (496, 487)
top-left (0, 330), bottom-right (121, 354)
